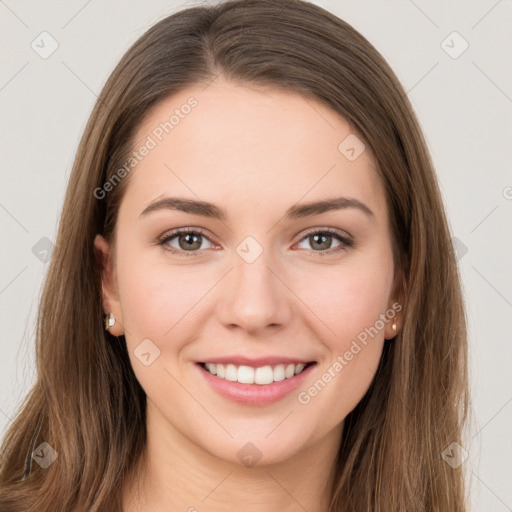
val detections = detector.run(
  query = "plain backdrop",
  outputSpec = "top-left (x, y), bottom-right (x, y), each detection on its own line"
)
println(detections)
top-left (1, 1), bottom-right (511, 510)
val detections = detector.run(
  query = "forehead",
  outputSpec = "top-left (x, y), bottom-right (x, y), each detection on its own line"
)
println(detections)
top-left (123, 78), bottom-right (387, 221)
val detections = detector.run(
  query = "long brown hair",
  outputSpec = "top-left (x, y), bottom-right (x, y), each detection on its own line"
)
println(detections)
top-left (0, 0), bottom-right (470, 510)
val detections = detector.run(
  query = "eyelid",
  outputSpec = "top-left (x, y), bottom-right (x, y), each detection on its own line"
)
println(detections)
top-left (297, 226), bottom-right (353, 243)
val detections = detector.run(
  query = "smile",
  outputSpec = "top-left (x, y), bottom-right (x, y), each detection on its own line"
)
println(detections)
top-left (200, 362), bottom-right (314, 385)
top-left (196, 359), bottom-right (317, 406)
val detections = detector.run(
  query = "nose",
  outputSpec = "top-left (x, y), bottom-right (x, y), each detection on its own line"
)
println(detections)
top-left (217, 248), bottom-right (293, 335)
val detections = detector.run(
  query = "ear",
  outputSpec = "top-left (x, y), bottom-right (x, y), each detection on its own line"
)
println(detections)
top-left (94, 234), bottom-right (124, 336)
top-left (384, 267), bottom-right (405, 340)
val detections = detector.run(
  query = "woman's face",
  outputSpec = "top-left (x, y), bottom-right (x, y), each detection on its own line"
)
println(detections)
top-left (95, 77), bottom-right (401, 466)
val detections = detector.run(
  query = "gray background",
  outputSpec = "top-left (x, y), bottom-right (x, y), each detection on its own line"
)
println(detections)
top-left (1, 1), bottom-right (511, 510)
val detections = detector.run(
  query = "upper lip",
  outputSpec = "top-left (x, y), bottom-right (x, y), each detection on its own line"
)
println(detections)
top-left (198, 356), bottom-right (316, 367)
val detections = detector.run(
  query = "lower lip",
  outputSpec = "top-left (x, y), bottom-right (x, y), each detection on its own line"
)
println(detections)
top-left (196, 363), bottom-right (316, 406)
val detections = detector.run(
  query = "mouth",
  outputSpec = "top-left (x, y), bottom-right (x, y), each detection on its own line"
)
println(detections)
top-left (197, 361), bottom-right (316, 385)
top-left (195, 359), bottom-right (317, 406)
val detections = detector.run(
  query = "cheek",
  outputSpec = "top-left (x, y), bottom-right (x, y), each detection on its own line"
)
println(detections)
top-left (117, 254), bottom-right (204, 342)
top-left (115, 251), bottom-right (206, 395)
top-left (294, 252), bottom-right (393, 410)
top-left (297, 253), bottom-right (394, 347)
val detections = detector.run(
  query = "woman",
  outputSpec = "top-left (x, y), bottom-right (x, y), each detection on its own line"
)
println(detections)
top-left (0, 0), bottom-right (470, 510)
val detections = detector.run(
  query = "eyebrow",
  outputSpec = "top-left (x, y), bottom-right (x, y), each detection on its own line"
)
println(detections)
top-left (139, 196), bottom-right (374, 220)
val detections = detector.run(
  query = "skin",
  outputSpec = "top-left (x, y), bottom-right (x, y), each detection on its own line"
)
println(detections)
top-left (94, 76), bottom-right (402, 512)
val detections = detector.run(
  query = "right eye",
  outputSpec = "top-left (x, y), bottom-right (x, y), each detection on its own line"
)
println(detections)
top-left (158, 228), bottom-right (217, 257)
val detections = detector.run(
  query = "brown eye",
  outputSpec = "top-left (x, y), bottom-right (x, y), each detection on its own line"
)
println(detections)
top-left (176, 232), bottom-right (203, 251)
top-left (295, 228), bottom-right (353, 255)
top-left (308, 233), bottom-right (335, 251)
top-left (159, 228), bottom-right (216, 256)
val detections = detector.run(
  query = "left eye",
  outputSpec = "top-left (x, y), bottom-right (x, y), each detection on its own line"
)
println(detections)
top-left (295, 230), bottom-right (350, 253)
top-left (158, 228), bottom-right (352, 256)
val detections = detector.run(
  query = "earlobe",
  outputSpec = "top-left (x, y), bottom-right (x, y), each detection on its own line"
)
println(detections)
top-left (384, 316), bottom-right (400, 340)
top-left (385, 268), bottom-right (405, 340)
top-left (93, 234), bottom-right (124, 336)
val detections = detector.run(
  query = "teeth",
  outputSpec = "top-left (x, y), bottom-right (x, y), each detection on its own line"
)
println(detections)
top-left (216, 363), bottom-right (225, 378)
top-left (203, 362), bottom-right (310, 385)
top-left (273, 364), bottom-right (285, 382)
top-left (285, 364), bottom-right (295, 378)
top-left (225, 364), bottom-right (238, 382)
top-left (255, 366), bottom-right (273, 385)
top-left (205, 363), bottom-right (217, 375)
top-left (238, 365), bottom-right (255, 384)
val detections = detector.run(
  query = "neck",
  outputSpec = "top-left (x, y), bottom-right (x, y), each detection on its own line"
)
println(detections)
top-left (122, 400), bottom-right (343, 512)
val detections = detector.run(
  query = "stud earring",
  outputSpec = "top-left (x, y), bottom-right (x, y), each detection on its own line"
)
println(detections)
top-left (391, 321), bottom-right (397, 332)
top-left (104, 312), bottom-right (116, 330)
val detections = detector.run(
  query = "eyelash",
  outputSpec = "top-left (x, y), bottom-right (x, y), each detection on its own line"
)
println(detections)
top-left (157, 227), bottom-right (353, 258)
